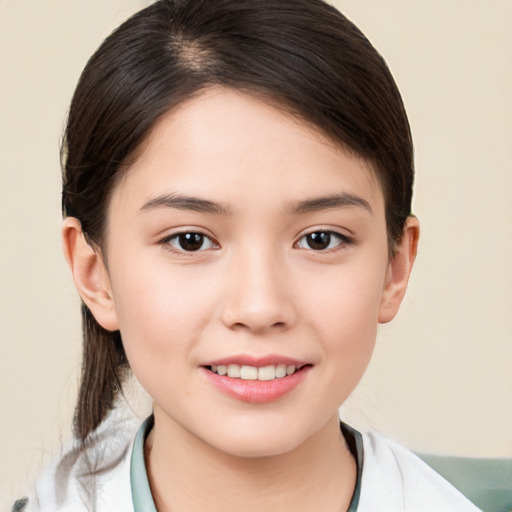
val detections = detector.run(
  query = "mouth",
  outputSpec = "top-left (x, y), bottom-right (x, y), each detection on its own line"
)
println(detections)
top-left (200, 359), bottom-right (312, 403)
top-left (206, 363), bottom-right (308, 381)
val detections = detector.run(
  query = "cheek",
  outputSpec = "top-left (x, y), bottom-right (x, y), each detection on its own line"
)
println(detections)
top-left (303, 259), bottom-right (387, 330)
top-left (301, 257), bottom-right (387, 374)
top-left (109, 264), bottom-right (217, 372)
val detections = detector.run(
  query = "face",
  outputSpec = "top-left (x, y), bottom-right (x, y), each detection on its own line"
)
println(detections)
top-left (96, 88), bottom-right (401, 457)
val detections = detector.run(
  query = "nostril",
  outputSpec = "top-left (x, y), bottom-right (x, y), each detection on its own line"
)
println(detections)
top-left (230, 320), bottom-right (287, 332)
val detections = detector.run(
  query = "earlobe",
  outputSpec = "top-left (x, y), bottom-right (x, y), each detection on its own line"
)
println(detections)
top-left (62, 217), bottom-right (119, 331)
top-left (378, 216), bottom-right (420, 324)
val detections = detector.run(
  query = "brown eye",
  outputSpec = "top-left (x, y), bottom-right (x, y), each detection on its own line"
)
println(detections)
top-left (178, 233), bottom-right (204, 251)
top-left (296, 231), bottom-right (350, 251)
top-left (165, 232), bottom-right (216, 252)
top-left (306, 232), bottom-right (331, 250)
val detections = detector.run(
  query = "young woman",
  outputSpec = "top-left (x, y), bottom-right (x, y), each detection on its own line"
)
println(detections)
top-left (14, 0), bottom-right (481, 510)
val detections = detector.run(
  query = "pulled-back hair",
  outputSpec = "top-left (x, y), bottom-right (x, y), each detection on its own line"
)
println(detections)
top-left (62, 0), bottom-right (414, 441)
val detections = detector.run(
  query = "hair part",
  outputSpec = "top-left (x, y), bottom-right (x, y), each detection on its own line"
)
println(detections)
top-left (62, 0), bottom-right (414, 440)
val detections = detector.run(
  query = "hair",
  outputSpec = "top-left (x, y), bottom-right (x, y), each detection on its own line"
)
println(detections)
top-left (61, 0), bottom-right (414, 441)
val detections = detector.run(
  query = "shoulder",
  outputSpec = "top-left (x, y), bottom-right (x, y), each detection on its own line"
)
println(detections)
top-left (16, 402), bottom-right (140, 512)
top-left (357, 430), bottom-right (482, 512)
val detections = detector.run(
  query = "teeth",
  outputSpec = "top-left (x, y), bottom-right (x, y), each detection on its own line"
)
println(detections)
top-left (241, 365), bottom-right (258, 380)
top-left (275, 364), bottom-right (287, 378)
top-left (258, 365), bottom-right (275, 381)
top-left (227, 364), bottom-right (241, 378)
top-left (211, 364), bottom-right (297, 380)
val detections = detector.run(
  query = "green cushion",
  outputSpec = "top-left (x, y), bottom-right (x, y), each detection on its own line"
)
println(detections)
top-left (417, 454), bottom-right (512, 512)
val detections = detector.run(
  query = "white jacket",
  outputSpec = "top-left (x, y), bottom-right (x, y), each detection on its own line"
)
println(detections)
top-left (17, 406), bottom-right (481, 512)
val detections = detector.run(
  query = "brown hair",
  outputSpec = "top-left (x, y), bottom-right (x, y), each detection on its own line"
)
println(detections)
top-left (62, 0), bottom-right (414, 441)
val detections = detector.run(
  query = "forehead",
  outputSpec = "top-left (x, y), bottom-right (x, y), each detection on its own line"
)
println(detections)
top-left (113, 87), bottom-right (384, 214)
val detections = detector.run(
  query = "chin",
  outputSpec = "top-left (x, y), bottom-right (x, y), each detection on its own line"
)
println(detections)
top-left (196, 414), bottom-right (318, 460)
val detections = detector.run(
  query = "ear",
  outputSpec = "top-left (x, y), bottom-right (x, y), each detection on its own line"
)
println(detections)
top-left (378, 216), bottom-right (420, 324)
top-left (62, 217), bottom-right (119, 331)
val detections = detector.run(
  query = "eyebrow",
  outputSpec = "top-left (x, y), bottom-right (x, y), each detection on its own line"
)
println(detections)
top-left (290, 193), bottom-right (373, 215)
top-left (138, 192), bottom-right (372, 216)
top-left (138, 194), bottom-right (231, 215)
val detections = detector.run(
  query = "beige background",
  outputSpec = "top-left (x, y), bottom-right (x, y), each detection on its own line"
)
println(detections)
top-left (1, 0), bottom-right (511, 505)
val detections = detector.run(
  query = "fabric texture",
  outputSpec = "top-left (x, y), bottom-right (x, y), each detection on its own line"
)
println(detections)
top-left (16, 404), bottom-right (137, 512)
top-left (15, 401), bottom-right (482, 512)
top-left (356, 431), bottom-right (482, 511)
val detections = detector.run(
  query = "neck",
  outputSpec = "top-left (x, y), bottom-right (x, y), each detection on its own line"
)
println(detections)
top-left (145, 410), bottom-right (357, 512)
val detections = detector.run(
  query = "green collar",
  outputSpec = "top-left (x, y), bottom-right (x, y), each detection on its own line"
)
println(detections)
top-left (130, 416), bottom-right (363, 511)
top-left (130, 415), bottom-right (157, 512)
top-left (342, 422), bottom-right (363, 511)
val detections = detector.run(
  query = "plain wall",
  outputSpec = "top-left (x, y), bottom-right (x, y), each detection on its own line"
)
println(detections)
top-left (1, 0), bottom-right (511, 505)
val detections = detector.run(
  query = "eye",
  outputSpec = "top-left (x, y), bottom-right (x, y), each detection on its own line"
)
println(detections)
top-left (296, 230), bottom-right (350, 251)
top-left (163, 232), bottom-right (217, 252)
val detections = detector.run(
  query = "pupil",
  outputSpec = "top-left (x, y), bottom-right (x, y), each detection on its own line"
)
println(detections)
top-left (307, 232), bottom-right (330, 250)
top-left (179, 233), bottom-right (203, 251)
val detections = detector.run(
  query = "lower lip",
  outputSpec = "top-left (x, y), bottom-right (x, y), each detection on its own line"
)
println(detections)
top-left (201, 366), bottom-right (311, 403)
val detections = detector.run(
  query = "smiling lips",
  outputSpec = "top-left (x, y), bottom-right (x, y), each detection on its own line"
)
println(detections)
top-left (202, 359), bottom-right (311, 403)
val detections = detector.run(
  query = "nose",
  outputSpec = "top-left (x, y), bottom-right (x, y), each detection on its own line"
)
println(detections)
top-left (220, 249), bottom-right (297, 334)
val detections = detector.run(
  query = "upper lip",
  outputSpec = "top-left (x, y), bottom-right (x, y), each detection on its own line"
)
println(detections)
top-left (201, 354), bottom-right (310, 368)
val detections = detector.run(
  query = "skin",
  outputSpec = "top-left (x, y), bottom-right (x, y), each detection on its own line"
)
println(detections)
top-left (63, 87), bottom-right (419, 511)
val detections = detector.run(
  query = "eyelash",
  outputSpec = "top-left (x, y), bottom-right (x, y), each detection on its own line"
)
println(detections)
top-left (159, 229), bottom-right (353, 254)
